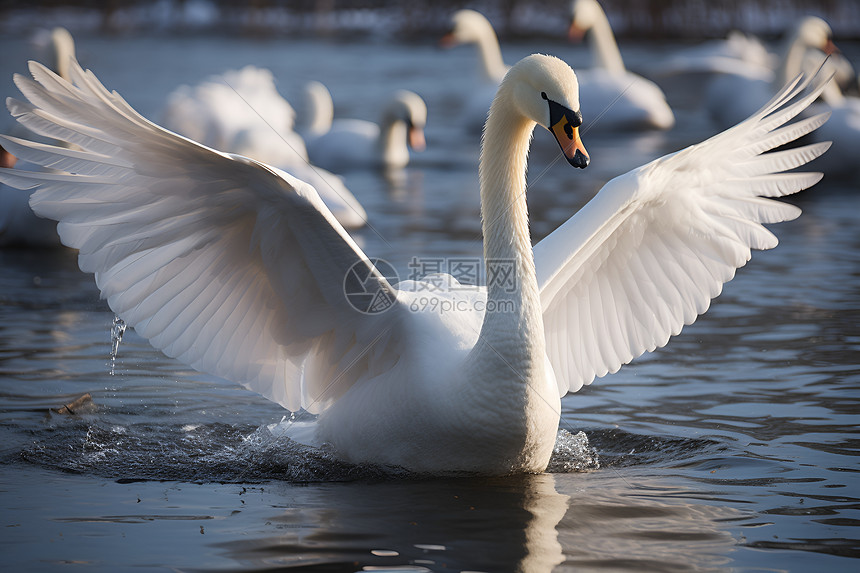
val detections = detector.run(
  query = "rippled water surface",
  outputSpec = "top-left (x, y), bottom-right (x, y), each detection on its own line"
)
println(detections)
top-left (1, 31), bottom-right (858, 572)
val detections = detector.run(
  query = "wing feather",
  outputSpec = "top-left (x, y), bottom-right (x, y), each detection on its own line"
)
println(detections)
top-left (536, 70), bottom-right (833, 395)
top-left (0, 59), bottom-right (405, 413)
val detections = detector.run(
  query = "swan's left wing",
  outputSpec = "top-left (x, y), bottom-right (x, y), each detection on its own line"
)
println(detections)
top-left (535, 72), bottom-right (832, 396)
top-left (0, 59), bottom-right (404, 414)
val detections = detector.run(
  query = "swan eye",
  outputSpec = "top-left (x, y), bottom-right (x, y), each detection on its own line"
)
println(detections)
top-left (541, 92), bottom-right (548, 100)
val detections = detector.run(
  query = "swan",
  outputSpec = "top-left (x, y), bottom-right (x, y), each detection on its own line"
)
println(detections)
top-left (568, 0), bottom-right (674, 131)
top-left (162, 66), bottom-right (367, 229)
top-left (0, 27), bottom-right (74, 248)
top-left (0, 55), bottom-right (830, 474)
top-left (303, 89), bottom-right (426, 172)
top-left (706, 16), bottom-right (836, 129)
top-left (441, 9), bottom-right (508, 84)
top-left (440, 9), bottom-right (509, 133)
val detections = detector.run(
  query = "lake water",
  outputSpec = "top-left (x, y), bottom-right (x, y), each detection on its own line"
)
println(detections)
top-left (1, 30), bottom-right (858, 572)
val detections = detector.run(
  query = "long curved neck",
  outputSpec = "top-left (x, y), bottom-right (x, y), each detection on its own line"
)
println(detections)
top-left (472, 90), bottom-right (545, 366)
top-left (776, 33), bottom-right (810, 88)
top-left (474, 26), bottom-right (508, 83)
top-left (377, 116), bottom-right (408, 168)
top-left (479, 110), bottom-right (534, 273)
top-left (586, 9), bottom-right (626, 75)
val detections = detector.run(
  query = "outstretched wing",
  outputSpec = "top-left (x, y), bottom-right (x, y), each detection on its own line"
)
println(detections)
top-left (0, 59), bottom-right (404, 413)
top-left (535, 71), bottom-right (832, 395)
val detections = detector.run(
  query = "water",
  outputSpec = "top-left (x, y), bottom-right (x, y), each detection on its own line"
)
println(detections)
top-left (1, 31), bottom-right (859, 572)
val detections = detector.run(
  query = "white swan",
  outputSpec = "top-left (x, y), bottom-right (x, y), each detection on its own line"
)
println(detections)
top-left (440, 9), bottom-right (509, 133)
top-left (0, 55), bottom-right (829, 474)
top-left (706, 17), bottom-right (836, 129)
top-left (442, 9), bottom-right (508, 84)
top-left (304, 89), bottom-right (426, 172)
top-left (162, 66), bottom-right (367, 229)
top-left (0, 27), bottom-right (74, 248)
top-left (568, 0), bottom-right (674, 131)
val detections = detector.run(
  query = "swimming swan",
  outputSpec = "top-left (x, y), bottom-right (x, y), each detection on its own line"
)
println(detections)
top-left (304, 88), bottom-right (427, 172)
top-left (441, 9), bottom-right (509, 133)
top-left (568, 0), bottom-right (675, 130)
top-left (0, 55), bottom-right (830, 474)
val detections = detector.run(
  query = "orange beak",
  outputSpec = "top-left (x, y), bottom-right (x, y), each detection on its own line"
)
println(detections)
top-left (550, 114), bottom-right (589, 169)
top-left (568, 21), bottom-right (585, 42)
top-left (409, 126), bottom-right (426, 152)
top-left (439, 33), bottom-right (457, 48)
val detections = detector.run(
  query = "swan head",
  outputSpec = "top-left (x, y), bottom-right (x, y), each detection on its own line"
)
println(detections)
top-left (441, 9), bottom-right (495, 47)
top-left (568, 0), bottom-right (603, 41)
top-left (501, 55), bottom-right (589, 168)
top-left (384, 90), bottom-right (427, 152)
top-left (795, 17), bottom-right (836, 54)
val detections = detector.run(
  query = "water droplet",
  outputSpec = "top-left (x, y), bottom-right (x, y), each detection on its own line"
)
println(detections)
top-left (109, 316), bottom-right (127, 375)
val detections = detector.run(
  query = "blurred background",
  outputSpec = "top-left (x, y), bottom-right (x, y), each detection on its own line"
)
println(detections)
top-left (1, 0), bottom-right (859, 40)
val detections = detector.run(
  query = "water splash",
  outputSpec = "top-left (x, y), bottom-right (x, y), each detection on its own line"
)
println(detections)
top-left (547, 429), bottom-right (600, 473)
top-left (18, 420), bottom-right (395, 483)
top-left (109, 315), bottom-right (126, 375)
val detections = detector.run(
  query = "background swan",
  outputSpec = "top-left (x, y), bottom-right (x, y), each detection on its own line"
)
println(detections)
top-left (706, 16), bottom-right (836, 129)
top-left (162, 66), bottom-right (367, 228)
top-left (304, 89), bottom-right (426, 172)
top-left (0, 27), bottom-right (74, 248)
top-left (440, 9), bottom-right (509, 133)
top-left (441, 9), bottom-right (507, 85)
top-left (568, 0), bottom-right (675, 131)
top-left (0, 54), bottom-right (829, 474)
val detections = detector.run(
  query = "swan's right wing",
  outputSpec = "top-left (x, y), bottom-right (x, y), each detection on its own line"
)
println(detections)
top-left (535, 71), bottom-right (832, 396)
top-left (0, 59), bottom-right (404, 414)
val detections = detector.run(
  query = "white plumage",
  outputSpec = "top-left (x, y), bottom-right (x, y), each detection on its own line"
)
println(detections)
top-left (0, 54), bottom-right (829, 474)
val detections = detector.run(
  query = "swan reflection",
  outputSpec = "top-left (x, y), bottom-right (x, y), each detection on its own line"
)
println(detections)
top-left (216, 472), bottom-right (744, 572)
